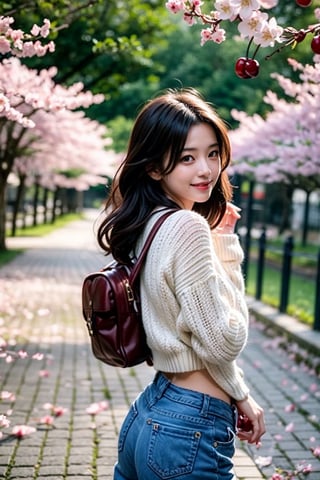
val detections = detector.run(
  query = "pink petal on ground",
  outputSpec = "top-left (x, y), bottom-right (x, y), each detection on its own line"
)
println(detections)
top-left (12, 425), bottom-right (36, 438)
top-left (285, 422), bottom-right (294, 432)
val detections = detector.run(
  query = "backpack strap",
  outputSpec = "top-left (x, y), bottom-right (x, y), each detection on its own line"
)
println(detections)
top-left (129, 210), bottom-right (176, 286)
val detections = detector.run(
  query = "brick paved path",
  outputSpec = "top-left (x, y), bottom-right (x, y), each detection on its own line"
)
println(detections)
top-left (0, 211), bottom-right (319, 479)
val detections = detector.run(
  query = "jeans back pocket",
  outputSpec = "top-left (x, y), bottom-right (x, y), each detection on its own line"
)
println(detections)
top-left (147, 420), bottom-right (201, 479)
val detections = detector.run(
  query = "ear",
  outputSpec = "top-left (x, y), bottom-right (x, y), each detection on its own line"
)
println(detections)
top-left (147, 168), bottom-right (162, 181)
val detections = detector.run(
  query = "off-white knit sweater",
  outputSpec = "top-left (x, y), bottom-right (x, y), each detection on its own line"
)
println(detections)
top-left (136, 209), bottom-right (250, 401)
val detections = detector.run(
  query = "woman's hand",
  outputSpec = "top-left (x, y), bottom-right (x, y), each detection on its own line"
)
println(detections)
top-left (236, 395), bottom-right (266, 445)
top-left (215, 202), bottom-right (241, 234)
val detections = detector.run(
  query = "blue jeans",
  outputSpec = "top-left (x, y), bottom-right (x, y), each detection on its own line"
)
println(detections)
top-left (114, 372), bottom-right (237, 479)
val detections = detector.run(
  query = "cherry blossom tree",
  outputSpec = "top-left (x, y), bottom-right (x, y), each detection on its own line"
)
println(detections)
top-left (0, 16), bottom-right (117, 250)
top-left (0, 16), bottom-right (55, 126)
top-left (229, 58), bottom-right (320, 185)
top-left (10, 105), bottom-right (120, 233)
top-left (165, 1), bottom-right (320, 78)
top-left (229, 57), bottom-right (320, 241)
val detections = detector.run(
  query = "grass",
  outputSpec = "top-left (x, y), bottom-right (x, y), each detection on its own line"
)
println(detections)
top-left (7, 212), bottom-right (83, 237)
top-left (0, 248), bottom-right (24, 267)
top-left (250, 237), bottom-right (319, 269)
top-left (246, 261), bottom-right (316, 326)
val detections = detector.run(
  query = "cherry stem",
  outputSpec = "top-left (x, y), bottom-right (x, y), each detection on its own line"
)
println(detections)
top-left (245, 36), bottom-right (254, 58)
top-left (252, 43), bottom-right (261, 60)
top-left (265, 39), bottom-right (294, 60)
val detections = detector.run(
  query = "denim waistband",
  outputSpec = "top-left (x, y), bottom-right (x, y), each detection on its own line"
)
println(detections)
top-left (147, 372), bottom-right (237, 424)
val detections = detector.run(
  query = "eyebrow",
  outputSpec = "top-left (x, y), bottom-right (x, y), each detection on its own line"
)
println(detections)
top-left (182, 142), bottom-right (219, 152)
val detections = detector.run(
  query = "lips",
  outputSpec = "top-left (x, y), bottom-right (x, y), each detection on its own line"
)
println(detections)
top-left (191, 181), bottom-right (212, 189)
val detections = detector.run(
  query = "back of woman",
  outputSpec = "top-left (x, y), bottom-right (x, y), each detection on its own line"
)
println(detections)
top-left (97, 88), bottom-right (265, 480)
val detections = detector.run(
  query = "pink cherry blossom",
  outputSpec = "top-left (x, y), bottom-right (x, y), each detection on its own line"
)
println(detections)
top-left (285, 422), bottom-right (294, 432)
top-left (253, 16), bottom-right (283, 47)
top-left (0, 16), bottom-right (54, 58)
top-left (86, 401), bottom-right (109, 415)
top-left (284, 403), bottom-right (295, 413)
top-left (255, 455), bottom-right (272, 467)
top-left (0, 37), bottom-right (11, 54)
top-left (0, 390), bottom-right (16, 401)
top-left (52, 406), bottom-right (67, 417)
top-left (211, 27), bottom-right (226, 43)
top-left (215, 0), bottom-right (238, 20)
top-left (32, 353), bottom-right (44, 360)
top-left (31, 19), bottom-right (50, 38)
top-left (0, 15), bottom-right (14, 33)
top-left (238, 10), bottom-right (268, 38)
top-left (0, 414), bottom-right (10, 428)
top-left (233, 0), bottom-right (261, 20)
top-left (271, 474), bottom-right (284, 480)
top-left (12, 424), bottom-right (36, 438)
top-left (259, 0), bottom-right (278, 8)
top-left (200, 28), bottom-right (214, 45)
top-left (296, 461), bottom-right (313, 474)
top-left (18, 350), bottom-right (28, 359)
top-left (311, 446), bottom-right (320, 458)
top-left (43, 403), bottom-right (67, 417)
top-left (165, 0), bottom-right (185, 14)
top-left (39, 415), bottom-right (54, 426)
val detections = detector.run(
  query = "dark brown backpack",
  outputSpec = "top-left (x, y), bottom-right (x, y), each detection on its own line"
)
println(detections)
top-left (82, 211), bottom-right (174, 367)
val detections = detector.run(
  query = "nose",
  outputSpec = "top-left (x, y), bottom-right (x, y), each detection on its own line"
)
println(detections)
top-left (198, 157), bottom-right (211, 176)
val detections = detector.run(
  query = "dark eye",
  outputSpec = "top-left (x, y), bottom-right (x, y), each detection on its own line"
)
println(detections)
top-left (209, 149), bottom-right (220, 158)
top-left (181, 155), bottom-right (194, 163)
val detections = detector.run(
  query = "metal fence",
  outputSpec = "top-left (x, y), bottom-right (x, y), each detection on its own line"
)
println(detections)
top-left (240, 227), bottom-right (320, 332)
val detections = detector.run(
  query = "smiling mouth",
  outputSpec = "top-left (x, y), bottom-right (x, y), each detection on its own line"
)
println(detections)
top-left (191, 181), bottom-right (212, 188)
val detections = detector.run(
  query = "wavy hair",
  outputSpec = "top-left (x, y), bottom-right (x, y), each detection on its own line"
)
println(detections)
top-left (97, 88), bottom-right (233, 264)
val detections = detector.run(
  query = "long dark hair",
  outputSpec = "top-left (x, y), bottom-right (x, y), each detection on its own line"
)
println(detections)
top-left (97, 88), bottom-right (233, 264)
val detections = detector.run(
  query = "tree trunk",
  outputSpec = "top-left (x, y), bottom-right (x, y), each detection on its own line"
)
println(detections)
top-left (43, 187), bottom-right (49, 224)
top-left (301, 190), bottom-right (310, 247)
top-left (51, 187), bottom-right (60, 224)
top-left (11, 174), bottom-right (26, 237)
top-left (278, 185), bottom-right (294, 234)
top-left (32, 181), bottom-right (40, 227)
top-left (0, 177), bottom-right (7, 251)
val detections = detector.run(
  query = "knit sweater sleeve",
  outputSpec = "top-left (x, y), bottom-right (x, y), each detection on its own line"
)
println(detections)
top-left (140, 210), bottom-right (250, 400)
top-left (211, 232), bottom-right (245, 294)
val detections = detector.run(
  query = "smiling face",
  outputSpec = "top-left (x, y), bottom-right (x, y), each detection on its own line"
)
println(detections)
top-left (150, 123), bottom-right (221, 210)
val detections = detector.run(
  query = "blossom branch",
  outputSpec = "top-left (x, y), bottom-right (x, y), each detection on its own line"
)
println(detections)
top-left (165, 1), bottom-right (320, 78)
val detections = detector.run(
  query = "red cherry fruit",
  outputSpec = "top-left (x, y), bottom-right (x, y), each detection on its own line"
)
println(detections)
top-left (235, 57), bottom-right (251, 79)
top-left (295, 0), bottom-right (312, 6)
top-left (311, 35), bottom-right (320, 54)
top-left (244, 58), bottom-right (260, 78)
top-left (237, 414), bottom-right (253, 432)
top-left (295, 29), bottom-right (306, 43)
top-left (235, 57), bottom-right (260, 79)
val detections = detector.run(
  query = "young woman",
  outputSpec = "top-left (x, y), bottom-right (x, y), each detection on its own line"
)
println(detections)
top-left (97, 88), bottom-right (265, 479)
